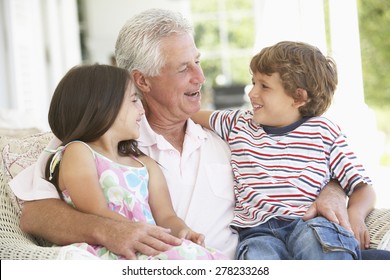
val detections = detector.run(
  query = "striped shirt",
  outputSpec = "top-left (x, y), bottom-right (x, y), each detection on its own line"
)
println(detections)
top-left (210, 109), bottom-right (372, 228)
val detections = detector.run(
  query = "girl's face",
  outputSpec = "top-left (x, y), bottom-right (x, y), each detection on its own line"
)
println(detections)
top-left (248, 71), bottom-right (302, 127)
top-left (112, 82), bottom-right (145, 140)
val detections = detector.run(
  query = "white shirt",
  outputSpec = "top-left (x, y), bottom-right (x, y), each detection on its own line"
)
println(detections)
top-left (9, 116), bottom-right (238, 258)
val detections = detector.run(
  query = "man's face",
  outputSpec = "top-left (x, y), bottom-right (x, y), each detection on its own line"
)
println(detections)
top-left (143, 33), bottom-right (205, 122)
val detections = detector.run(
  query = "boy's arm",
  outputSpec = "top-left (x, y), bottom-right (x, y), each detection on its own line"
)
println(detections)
top-left (347, 183), bottom-right (376, 249)
top-left (191, 110), bottom-right (213, 129)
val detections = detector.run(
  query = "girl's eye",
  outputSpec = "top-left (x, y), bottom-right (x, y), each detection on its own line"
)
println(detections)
top-left (132, 94), bottom-right (139, 102)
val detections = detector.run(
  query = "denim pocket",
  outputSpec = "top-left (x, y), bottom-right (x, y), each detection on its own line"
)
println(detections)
top-left (235, 240), bottom-right (249, 260)
top-left (309, 218), bottom-right (360, 259)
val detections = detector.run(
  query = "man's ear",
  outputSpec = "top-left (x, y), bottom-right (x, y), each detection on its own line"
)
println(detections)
top-left (132, 70), bottom-right (150, 92)
top-left (294, 88), bottom-right (308, 108)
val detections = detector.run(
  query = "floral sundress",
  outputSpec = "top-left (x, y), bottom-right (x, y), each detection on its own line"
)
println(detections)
top-left (58, 141), bottom-right (226, 260)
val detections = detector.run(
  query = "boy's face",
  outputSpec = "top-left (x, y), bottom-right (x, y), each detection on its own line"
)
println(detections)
top-left (248, 71), bottom-right (302, 127)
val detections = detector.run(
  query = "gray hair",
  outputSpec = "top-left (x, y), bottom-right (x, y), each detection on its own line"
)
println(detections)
top-left (115, 8), bottom-right (193, 77)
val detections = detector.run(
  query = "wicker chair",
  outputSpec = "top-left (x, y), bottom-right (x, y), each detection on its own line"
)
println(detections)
top-left (1, 131), bottom-right (390, 259)
top-left (0, 132), bottom-right (61, 259)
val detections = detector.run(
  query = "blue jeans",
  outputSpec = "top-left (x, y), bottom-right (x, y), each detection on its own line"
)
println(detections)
top-left (235, 217), bottom-right (361, 260)
top-left (362, 249), bottom-right (390, 260)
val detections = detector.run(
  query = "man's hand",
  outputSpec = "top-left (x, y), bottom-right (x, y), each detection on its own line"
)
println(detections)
top-left (303, 180), bottom-right (352, 232)
top-left (20, 199), bottom-right (182, 260)
top-left (101, 220), bottom-right (183, 259)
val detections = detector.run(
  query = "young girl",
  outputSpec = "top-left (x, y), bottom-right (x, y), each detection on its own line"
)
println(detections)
top-left (45, 64), bottom-right (226, 260)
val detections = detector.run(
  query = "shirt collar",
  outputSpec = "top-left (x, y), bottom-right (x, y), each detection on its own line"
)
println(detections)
top-left (138, 115), bottom-right (208, 148)
top-left (262, 117), bottom-right (311, 135)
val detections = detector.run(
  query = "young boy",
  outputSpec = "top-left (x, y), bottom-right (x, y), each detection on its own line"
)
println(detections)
top-left (192, 41), bottom-right (375, 260)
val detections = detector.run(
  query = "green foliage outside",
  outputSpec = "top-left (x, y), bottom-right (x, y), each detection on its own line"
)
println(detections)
top-left (358, 0), bottom-right (390, 106)
top-left (192, 0), bottom-right (254, 88)
top-left (358, 0), bottom-right (390, 165)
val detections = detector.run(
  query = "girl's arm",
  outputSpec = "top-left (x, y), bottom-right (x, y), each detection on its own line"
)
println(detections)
top-left (143, 155), bottom-right (204, 245)
top-left (191, 110), bottom-right (213, 129)
top-left (59, 142), bottom-right (129, 223)
top-left (347, 183), bottom-right (376, 249)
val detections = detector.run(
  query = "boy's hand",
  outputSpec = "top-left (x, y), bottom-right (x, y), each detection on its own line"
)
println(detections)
top-left (349, 212), bottom-right (370, 249)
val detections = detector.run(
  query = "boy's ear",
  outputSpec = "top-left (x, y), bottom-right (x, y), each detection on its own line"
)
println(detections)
top-left (132, 70), bottom-right (150, 92)
top-left (294, 88), bottom-right (308, 108)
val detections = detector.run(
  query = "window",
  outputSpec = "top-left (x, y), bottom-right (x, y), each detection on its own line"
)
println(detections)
top-left (191, 0), bottom-right (254, 108)
top-left (192, 0), bottom-right (255, 88)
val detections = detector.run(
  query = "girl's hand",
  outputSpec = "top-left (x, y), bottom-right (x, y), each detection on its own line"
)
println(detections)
top-left (178, 228), bottom-right (205, 246)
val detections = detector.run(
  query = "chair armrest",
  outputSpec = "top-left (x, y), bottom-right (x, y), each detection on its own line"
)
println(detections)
top-left (366, 208), bottom-right (390, 250)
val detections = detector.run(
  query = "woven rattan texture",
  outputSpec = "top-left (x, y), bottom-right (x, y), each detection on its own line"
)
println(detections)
top-left (0, 132), bottom-right (60, 259)
top-left (366, 208), bottom-right (390, 250)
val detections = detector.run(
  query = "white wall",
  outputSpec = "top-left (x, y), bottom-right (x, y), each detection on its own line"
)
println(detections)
top-left (82, 0), bottom-right (191, 65)
top-left (0, 0), bottom-right (81, 130)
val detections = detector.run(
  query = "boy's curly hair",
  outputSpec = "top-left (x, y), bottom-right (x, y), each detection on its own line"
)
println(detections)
top-left (250, 41), bottom-right (338, 117)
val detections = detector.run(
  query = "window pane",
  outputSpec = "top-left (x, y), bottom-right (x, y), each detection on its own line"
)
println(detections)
top-left (230, 56), bottom-right (251, 85)
top-left (194, 21), bottom-right (221, 50)
top-left (225, 0), bottom-right (253, 10)
top-left (192, 0), bottom-right (219, 12)
top-left (201, 58), bottom-right (222, 87)
top-left (228, 16), bottom-right (254, 49)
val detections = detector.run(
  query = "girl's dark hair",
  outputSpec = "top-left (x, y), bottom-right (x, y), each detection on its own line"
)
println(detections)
top-left (45, 64), bottom-right (144, 197)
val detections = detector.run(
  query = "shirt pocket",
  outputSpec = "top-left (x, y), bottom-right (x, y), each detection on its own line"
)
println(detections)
top-left (204, 163), bottom-right (235, 201)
